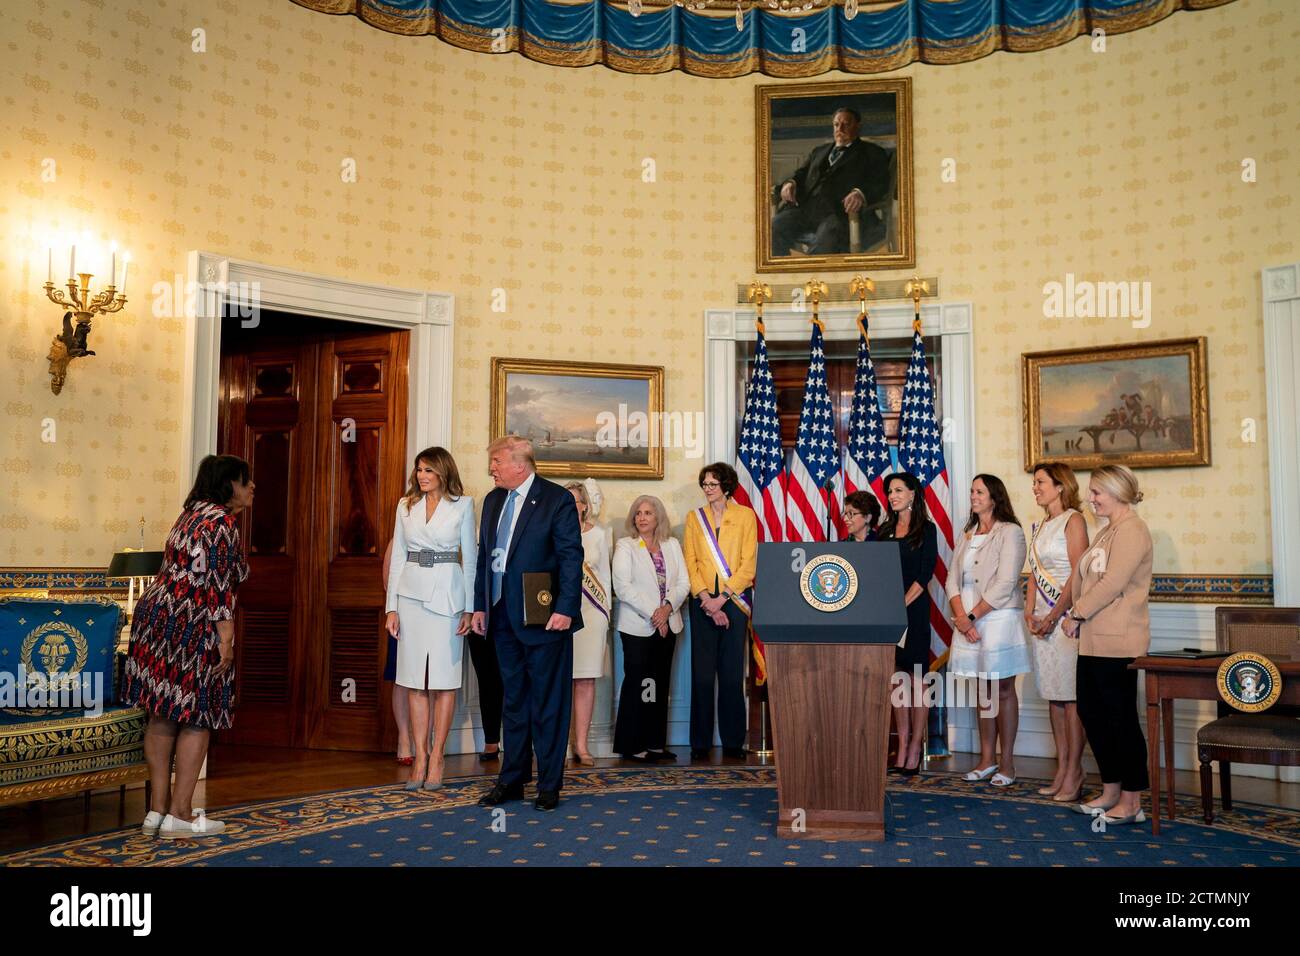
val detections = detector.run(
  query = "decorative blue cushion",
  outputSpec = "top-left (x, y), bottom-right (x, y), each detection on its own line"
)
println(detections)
top-left (0, 597), bottom-right (123, 717)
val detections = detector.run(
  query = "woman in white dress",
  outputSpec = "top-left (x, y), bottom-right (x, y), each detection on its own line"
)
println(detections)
top-left (1025, 462), bottom-right (1090, 802)
top-left (946, 474), bottom-right (1032, 787)
top-left (564, 480), bottom-right (611, 766)
top-left (385, 447), bottom-right (477, 790)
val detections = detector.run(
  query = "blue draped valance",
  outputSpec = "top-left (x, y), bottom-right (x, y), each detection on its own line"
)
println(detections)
top-left (291, 0), bottom-right (1237, 77)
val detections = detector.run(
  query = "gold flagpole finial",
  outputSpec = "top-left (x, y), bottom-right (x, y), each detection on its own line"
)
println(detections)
top-left (747, 279), bottom-right (773, 317)
top-left (747, 280), bottom-right (773, 334)
top-left (850, 274), bottom-right (875, 319)
top-left (904, 276), bottom-right (929, 330)
top-left (803, 278), bottom-right (828, 328)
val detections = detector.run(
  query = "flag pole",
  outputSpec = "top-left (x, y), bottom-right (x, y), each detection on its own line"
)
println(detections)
top-left (850, 273), bottom-right (875, 342)
top-left (803, 278), bottom-right (831, 539)
top-left (905, 275), bottom-right (929, 331)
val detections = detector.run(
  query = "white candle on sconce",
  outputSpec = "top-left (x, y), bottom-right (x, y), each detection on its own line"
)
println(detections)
top-left (120, 255), bottom-right (130, 297)
top-left (110, 248), bottom-right (116, 289)
top-left (69, 245), bottom-right (75, 281)
top-left (46, 248), bottom-right (52, 283)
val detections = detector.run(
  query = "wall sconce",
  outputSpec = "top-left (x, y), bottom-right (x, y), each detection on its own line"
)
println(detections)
top-left (41, 240), bottom-right (129, 394)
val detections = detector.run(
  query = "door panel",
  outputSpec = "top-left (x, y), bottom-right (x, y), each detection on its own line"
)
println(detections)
top-left (218, 344), bottom-right (310, 748)
top-left (307, 331), bottom-right (409, 750)
top-left (217, 317), bottom-right (408, 751)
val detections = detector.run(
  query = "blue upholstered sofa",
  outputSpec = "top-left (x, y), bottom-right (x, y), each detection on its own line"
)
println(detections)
top-left (0, 595), bottom-right (148, 807)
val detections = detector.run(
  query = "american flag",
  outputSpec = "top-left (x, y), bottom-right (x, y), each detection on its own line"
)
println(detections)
top-left (898, 320), bottom-right (954, 667)
top-left (734, 319), bottom-right (785, 543)
top-left (841, 314), bottom-right (890, 515)
top-left (785, 319), bottom-right (840, 542)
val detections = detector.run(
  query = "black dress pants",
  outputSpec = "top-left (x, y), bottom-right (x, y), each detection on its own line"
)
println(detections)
top-left (613, 629), bottom-right (677, 755)
top-left (467, 632), bottom-right (503, 746)
top-left (1076, 653), bottom-right (1149, 792)
top-left (689, 599), bottom-right (747, 750)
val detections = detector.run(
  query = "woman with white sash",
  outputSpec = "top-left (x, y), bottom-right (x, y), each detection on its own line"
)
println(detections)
top-left (612, 494), bottom-right (689, 761)
top-left (1026, 462), bottom-right (1090, 802)
top-left (682, 462), bottom-right (758, 761)
top-left (385, 447), bottom-right (477, 791)
top-left (565, 480), bottom-right (611, 766)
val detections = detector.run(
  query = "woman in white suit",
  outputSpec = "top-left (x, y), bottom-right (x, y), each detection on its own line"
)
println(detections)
top-left (385, 447), bottom-right (477, 790)
top-left (612, 495), bottom-right (689, 762)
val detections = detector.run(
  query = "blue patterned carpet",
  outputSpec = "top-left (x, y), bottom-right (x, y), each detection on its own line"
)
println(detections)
top-left (4, 767), bottom-right (1298, 867)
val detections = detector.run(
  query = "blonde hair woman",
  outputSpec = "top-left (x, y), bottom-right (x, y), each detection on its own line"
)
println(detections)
top-left (385, 447), bottom-right (477, 790)
top-left (612, 495), bottom-right (689, 761)
top-left (1025, 462), bottom-right (1090, 802)
top-left (564, 479), bottom-right (611, 766)
top-left (1062, 465), bottom-right (1153, 826)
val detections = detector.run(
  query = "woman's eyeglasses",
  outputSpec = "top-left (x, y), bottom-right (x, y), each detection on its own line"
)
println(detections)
top-left (700, 481), bottom-right (722, 489)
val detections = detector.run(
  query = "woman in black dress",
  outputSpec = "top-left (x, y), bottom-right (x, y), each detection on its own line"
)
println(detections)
top-left (877, 472), bottom-right (938, 776)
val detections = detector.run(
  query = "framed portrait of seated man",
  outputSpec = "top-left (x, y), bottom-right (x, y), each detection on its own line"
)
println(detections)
top-left (756, 78), bottom-right (914, 273)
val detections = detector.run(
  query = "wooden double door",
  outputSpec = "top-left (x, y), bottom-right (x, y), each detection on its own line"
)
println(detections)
top-left (217, 313), bottom-right (409, 750)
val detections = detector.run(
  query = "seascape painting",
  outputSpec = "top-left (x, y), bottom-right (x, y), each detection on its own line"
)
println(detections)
top-left (1022, 338), bottom-right (1210, 471)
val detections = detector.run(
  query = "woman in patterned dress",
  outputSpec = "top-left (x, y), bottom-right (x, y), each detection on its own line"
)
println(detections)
top-left (1025, 462), bottom-right (1090, 802)
top-left (122, 454), bottom-right (252, 839)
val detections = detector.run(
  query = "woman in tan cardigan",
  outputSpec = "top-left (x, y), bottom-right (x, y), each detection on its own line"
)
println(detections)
top-left (1061, 465), bottom-right (1153, 826)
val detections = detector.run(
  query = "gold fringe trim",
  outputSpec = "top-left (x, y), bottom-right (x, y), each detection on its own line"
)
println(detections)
top-left (290, 0), bottom-right (1242, 76)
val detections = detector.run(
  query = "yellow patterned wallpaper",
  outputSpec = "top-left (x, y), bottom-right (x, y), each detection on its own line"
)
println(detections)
top-left (0, 0), bottom-right (1293, 574)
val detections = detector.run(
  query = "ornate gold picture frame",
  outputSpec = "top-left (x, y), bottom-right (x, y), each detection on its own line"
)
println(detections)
top-left (1022, 337), bottom-right (1210, 472)
top-left (489, 357), bottom-right (665, 480)
top-left (756, 77), bottom-right (914, 273)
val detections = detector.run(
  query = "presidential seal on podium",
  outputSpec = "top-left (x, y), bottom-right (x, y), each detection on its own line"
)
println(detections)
top-left (799, 554), bottom-right (858, 613)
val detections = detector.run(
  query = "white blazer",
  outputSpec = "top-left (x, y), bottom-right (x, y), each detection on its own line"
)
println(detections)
top-left (612, 535), bottom-right (690, 637)
top-left (385, 495), bottom-right (478, 616)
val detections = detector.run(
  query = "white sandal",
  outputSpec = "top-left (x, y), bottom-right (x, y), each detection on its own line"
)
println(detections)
top-left (962, 765), bottom-right (999, 782)
top-left (990, 773), bottom-right (1016, 787)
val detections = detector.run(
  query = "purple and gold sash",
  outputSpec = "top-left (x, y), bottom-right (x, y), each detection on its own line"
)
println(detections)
top-left (692, 507), bottom-right (751, 617)
top-left (581, 561), bottom-right (609, 621)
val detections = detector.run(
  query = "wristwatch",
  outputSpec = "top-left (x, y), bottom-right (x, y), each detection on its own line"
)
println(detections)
top-left (967, 612), bottom-right (976, 623)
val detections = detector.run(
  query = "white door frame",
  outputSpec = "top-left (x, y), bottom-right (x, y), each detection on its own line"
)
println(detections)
top-left (1263, 261), bottom-right (1300, 784)
top-left (178, 252), bottom-right (484, 754)
top-left (1264, 262), bottom-right (1300, 607)
top-left (180, 251), bottom-right (455, 494)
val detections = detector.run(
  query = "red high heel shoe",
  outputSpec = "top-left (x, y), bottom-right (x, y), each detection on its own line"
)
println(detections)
top-left (396, 755), bottom-right (414, 767)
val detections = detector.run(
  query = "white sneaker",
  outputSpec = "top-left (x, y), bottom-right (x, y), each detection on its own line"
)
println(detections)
top-left (141, 810), bottom-right (164, 836)
top-left (159, 809), bottom-right (226, 839)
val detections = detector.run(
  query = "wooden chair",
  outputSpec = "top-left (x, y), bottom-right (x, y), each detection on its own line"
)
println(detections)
top-left (1196, 606), bottom-right (1300, 823)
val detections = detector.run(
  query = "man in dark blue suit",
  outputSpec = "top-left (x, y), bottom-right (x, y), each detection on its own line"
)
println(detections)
top-left (471, 435), bottom-right (583, 811)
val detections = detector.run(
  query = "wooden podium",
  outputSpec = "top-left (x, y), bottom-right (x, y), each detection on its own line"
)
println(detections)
top-left (754, 542), bottom-right (906, 842)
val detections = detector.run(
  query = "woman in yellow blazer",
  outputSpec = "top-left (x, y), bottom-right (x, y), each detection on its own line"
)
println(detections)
top-left (1061, 465), bottom-right (1153, 826)
top-left (683, 462), bottom-right (758, 760)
